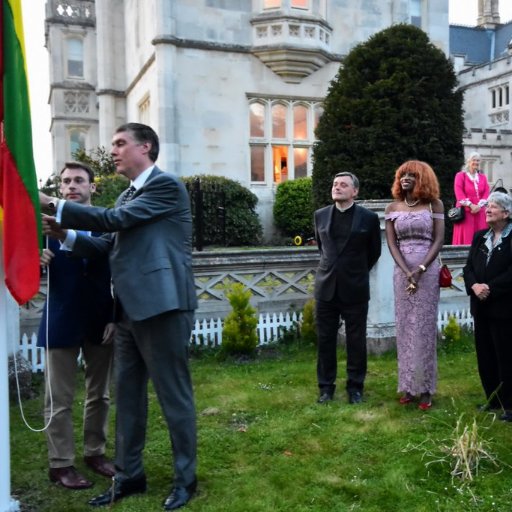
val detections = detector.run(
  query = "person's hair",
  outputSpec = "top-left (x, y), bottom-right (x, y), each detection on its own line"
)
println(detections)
top-left (391, 160), bottom-right (440, 201)
top-left (115, 122), bottom-right (160, 162)
top-left (488, 191), bottom-right (512, 220)
top-left (493, 186), bottom-right (508, 194)
top-left (334, 171), bottom-right (359, 190)
top-left (60, 161), bottom-right (95, 182)
top-left (463, 151), bottom-right (481, 172)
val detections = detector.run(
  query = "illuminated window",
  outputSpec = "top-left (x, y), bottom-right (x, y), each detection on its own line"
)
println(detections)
top-left (291, 0), bottom-right (309, 9)
top-left (249, 98), bottom-right (322, 183)
top-left (264, 0), bottom-right (281, 8)
top-left (67, 38), bottom-right (84, 78)
top-left (272, 104), bottom-right (287, 139)
top-left (293, 105), bottom-right (308, 140)
top-left (251, 146), bottom-right (265, 182)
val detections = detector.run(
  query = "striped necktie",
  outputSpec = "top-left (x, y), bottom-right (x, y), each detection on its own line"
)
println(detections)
top-left (121, 185), bottom-right (136, 205)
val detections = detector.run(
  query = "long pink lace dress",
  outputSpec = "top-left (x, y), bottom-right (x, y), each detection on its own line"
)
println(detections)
top-left (385, 209), bottom-right (443, 396)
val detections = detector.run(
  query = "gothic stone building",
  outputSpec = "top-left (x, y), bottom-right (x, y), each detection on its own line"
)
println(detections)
top-left (44, 0), bottom-right (511, 236)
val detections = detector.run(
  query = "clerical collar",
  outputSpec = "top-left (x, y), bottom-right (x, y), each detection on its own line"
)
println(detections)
top-left (335, 202), bottom-right (355, 213)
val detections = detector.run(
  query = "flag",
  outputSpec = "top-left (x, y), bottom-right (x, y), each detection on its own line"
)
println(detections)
top-left (0, 0), bottom-right (42, 304)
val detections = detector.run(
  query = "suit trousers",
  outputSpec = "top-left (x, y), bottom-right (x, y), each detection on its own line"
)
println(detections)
top-left (474, 312), bottom-right (512, 409)
top-left (316, 298), bottom-right (368, 394)
top-left (44, 341), bottom-right (113, 468)
top-left (114, 309), bottom-right (196, 487)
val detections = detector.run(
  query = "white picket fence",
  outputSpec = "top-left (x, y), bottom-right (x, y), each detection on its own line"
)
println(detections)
top-left (17, 309), bottom-right (472, 373)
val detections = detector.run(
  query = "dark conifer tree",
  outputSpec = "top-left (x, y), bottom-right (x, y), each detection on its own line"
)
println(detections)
top-left (312, 24), bottom-right (464, 209)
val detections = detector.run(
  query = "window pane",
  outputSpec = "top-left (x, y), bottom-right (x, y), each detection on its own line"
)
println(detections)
top-left (251, 146), bottom-right (265, 182)
top-left (67, 38), bottom-right (83, 77)
top-left (293, 105), bottom-right (308, 140)
top-left (410, 0), bottom-right (421, 27)
top-left (264, 0), bottom-right (281, 8)
top-left (69, 130), bottom-right (85, 158)
top-left (250, 102), bottom-right (265, 138)
top-left (272, 145), bottom-right (288, 183)
top-left (291, 0), bottom-right (309, 9)
top-left (272, 104), bottom-right (287, 139)
top-left (294, 148), bottom-right (308, 178)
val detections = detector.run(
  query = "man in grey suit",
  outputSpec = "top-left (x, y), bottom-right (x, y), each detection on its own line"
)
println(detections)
top-left (314, 172), bottom-right (381, 406)
top-left (40, 123), bottom-right (198, 510)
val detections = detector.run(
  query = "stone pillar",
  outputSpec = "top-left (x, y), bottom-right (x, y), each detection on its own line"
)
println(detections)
top-left (367, 211), bottom-right (396, 354)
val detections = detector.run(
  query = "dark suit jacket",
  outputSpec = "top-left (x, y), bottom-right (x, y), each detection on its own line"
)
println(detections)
top-left (463, 227), bottom-right (512, 318)
top-left (59, 167), bottom-right (198, 321)
top-left (314, 203), bottom-right (381, 303)
top-left (37, 236), bottom-right (113, 349)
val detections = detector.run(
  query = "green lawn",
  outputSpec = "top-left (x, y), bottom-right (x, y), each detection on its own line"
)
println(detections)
top-left (9, 343), bottom-right (512, 511)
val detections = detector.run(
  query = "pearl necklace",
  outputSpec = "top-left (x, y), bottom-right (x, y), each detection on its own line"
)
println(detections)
top-left (404, 198), bottom-right (420, 207)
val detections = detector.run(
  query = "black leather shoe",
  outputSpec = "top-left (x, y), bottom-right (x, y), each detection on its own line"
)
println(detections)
top-left (317, 393), bottom-right (333, 404)
top-left (500, 411), bottom-right (512, 422)
top-left (348, 391), bottom-right (363, 404)
top-left (163, 478), bottom-right (197, 510)
top-left (88, 475), bottom-right (146, 507)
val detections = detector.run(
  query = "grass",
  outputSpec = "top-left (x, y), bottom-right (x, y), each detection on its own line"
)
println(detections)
top-left (9, 341), bottom-right (512, 512)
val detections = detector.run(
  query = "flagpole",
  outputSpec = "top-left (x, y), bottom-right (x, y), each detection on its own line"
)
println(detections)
top-left (0, 231), bottom-right (20, 512)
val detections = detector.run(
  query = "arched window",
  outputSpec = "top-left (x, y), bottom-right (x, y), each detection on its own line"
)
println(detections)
top-left (67, 37), bottom-right (84, 78)
top-left (293, 104), bottom-right (308, 140)
top-left (272, 103), bottom-right (287, 139)
top-left (250, 102), bottom-right (265, 138)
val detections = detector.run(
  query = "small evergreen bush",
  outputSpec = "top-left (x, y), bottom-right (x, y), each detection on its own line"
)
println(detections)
top-left (300, 299), bottom-right (317, 345)
top-left (221, 283), bottom-right (259, 357)
top-left (182, 175), bottom-right (263, 247)
top-left (273, 178), bottom-right (315, 240)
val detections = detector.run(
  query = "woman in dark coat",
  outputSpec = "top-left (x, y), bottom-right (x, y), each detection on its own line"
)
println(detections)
top-left (463, 191), bottom-right (512, 421)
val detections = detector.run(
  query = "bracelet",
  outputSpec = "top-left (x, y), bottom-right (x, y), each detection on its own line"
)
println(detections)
top-left (418, 264), bottom-right (427, 273)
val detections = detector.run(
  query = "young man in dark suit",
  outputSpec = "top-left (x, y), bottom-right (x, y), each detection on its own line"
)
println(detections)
top-left (38, 162), bottom-right (115, 489)
top-left (40, 123), bottom-right (198, 510)
top-left (314, 171), bottom-right (381, 405)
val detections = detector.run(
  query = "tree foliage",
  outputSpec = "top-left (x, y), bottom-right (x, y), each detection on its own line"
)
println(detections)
top-left (273, 177), bottom-right (314, 239)
top-left (312, 24), bottom-right (464, 209)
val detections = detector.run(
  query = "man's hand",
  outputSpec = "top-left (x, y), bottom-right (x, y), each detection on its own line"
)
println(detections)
top-left (40, 248), bottom-right (55, 267)
top-left (102, 323), bottom-right (116, 345)
top-left (472, 283), bottom-right (490, 301)
top-left (42, 214), bottom-right (67, 241)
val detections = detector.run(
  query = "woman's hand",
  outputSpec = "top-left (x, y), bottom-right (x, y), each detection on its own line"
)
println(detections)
top-left (469, 204), bottom-right (481, 214)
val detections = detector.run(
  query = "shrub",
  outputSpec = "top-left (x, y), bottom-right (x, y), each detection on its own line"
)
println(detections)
top-left (273, 177), bottom-right (314, 239)
top-left (221, 283), bottom-right (259, 357)
top-left (182, 175), bottom-right (263, 247)
top-left (300, 299), bottom-right (317, 345)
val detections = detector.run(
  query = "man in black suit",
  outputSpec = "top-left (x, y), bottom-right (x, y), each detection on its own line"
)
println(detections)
top-left (314, 172), bottom-right (381, 405)
top-left (40, 123), bottom-right (198, 510)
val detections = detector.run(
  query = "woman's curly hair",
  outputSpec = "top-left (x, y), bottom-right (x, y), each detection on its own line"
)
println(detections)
top-left (391, 160), bottom-right (440, 201)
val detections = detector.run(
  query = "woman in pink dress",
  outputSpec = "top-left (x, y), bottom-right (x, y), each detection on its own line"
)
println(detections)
top-left (452, 152), bottom-right (490, 245)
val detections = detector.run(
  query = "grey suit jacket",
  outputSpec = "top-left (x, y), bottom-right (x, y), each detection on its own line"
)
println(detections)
top-left (314, 203), bottom-right (381, 303)
top-left (60, 167), bottom-right (198, 321)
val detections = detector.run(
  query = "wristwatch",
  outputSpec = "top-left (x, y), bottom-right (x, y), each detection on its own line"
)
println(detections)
top-left (418, 264), bottom-right (427, 273)
top-left (47, 198), bottom-right (59, 212)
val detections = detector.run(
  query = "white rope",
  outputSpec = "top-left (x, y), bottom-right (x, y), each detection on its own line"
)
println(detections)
top-left (12, 237), bottom-right (53, 432)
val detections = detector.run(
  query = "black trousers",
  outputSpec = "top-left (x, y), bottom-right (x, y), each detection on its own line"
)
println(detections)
top-left (474, 312), bottom-right (512, 409)
top-left (315, 298), bottom-right (368, 395)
